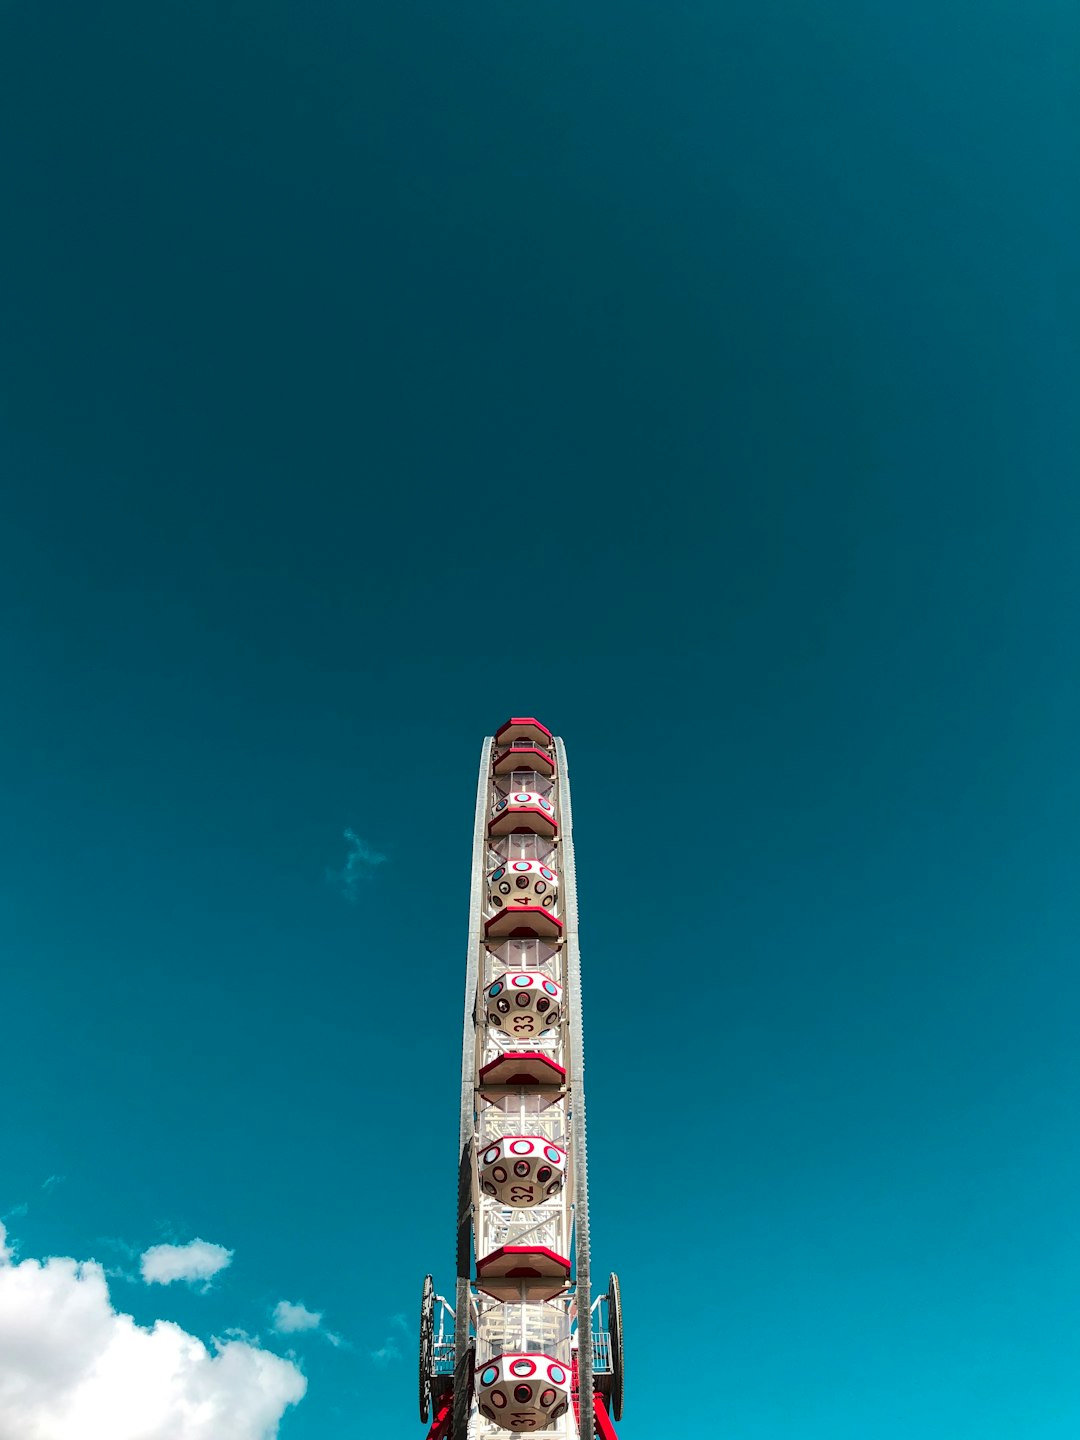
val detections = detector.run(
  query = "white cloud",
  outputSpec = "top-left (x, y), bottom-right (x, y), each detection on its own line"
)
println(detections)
top-left (370, 1313), bottom-right (408, 1367)
top-left (369, 1338), bottom-right (401, 1366)
top-left (272, 1300), bottom-right (344, 1349)
top-left (140, 1240), bottom-right (232, 1288)
top-left (329, 828), bottom-right (387, 901)
top-left (272, 1300), bottom-right (321, 1334)
top-left (0, 1222), bottom-right (305, 1440)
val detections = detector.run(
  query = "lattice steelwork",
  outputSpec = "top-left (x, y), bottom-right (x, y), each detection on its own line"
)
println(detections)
top-left (418, 721), bottom-right (623, 1440)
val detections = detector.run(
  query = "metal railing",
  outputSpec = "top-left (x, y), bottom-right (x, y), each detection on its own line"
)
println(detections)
top-left (492, 774), bottom-right (557, 800)
top-left (591, 1330), bottom-right (612, 1374)
top-left (483, 936), bottom-right (562, 973)
top-left (488, 835), bottom-right (559, 865)
top-left (483, 1030), bottom-right (563, 1056)
top-left (433, 1328), bottom-right (612, 1376)
top-left (477, 1199), bottom-right (568, 1258)
top-left (477, 1109), bottom-right (568, 1146)
top-left (474, 1299), bottom-right (573, 1364)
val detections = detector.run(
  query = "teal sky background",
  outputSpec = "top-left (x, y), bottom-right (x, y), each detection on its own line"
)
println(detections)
top-left (1, 1), bottom-right (1078, 1437)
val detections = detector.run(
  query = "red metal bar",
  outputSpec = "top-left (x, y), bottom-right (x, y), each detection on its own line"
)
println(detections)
top-left (592, 1393), bottom-right (619, 1440)
top-left (426, 1398), bottom-right (452, 1440)
top-left (569, 1360), bottom-right (619, 1440)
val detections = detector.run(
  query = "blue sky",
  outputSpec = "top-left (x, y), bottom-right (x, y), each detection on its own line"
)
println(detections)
top-left (1, 1), bottom-right (1078, 1437)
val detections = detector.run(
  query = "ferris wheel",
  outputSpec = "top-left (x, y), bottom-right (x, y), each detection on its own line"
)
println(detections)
top-left (418, 720), bottom-right (624, 1440)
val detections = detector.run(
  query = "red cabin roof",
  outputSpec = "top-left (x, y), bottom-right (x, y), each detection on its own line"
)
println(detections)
top-left (494, 716), bottom-right (554, 748)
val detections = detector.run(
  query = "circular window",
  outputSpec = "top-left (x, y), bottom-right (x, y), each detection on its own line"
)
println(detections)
top-left (540, 1388), bottom-right (557, 1407)
top-left (544, 1147), bottom-right (562, 1164)
top-left (511, 974), bottom-right (532, 987)
top-left (491, 1389), bottom-right (507, 1409)
top-left (491, 868), bottom-right (505, 883)
top-left (546, 1180), bottom-right (561, 1197)
top-left (540, 867), bottom-right (553, 881)
top-left (535, 997), bottom-right (550, 1013)
top-left (488, 1012), bottom-right (502, 1026)
top-left (513, 1160), bottom-right (531, 1178)
top-left (499, 881), bottom-right (511, 895)
top-left (497, 997), bottom-right (510, 1013)
top-left (534, 880), bottom-right (547, 894)
top-left (513, 1384), bottom-right (533, 1404)
top-left (509, 1140), bottom-right (533, 1155)
top-left (539, 799), bottom-right (552, 811)
top-left (543, 981), bottom-right (558, 996)
top-left (515, 992), bottom-right (531, 1007)
top-left (510, 1359), bottom-right (536, 1377)
top-left (536, 1165), bottom-right (552, 1184)
top-left (542, 894), bottom-right (554, 907)
top-left (489, 981), bottom-right (503, 997)
top-left (513, 861), bottom-right (531, 873)
top-left (479, 1403), bottom-right (496, 1421)
top-left (547, 1364), bottom-right (566, 1386)
top-left (515, 876), bottom-right (530, 889)
top-left (492, 1166), bottom-right (507, 1184)
top-left (515, 793), bottom-right (531, 803)
top-left (551, 1400), bottom-right (568, 1420)
top-left (482, 1181), bottom-right (497, 1195)
top-left (481, 1366), bottom-right (499, 1387)
top-left (491, 896), bottom-right (503, 908)
top-left (483, 1146), bottom-right (500, 1164)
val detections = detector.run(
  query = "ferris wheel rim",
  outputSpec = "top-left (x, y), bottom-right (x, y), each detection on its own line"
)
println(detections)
top-left (418, 1273), bottom-right (434, 1423)
top-left (608, 1271), bottom-right (624, 1422)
